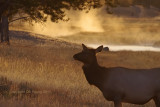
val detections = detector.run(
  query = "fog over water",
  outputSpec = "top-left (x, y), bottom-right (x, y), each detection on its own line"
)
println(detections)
top-left (87, 44), bottom-right (160, 52)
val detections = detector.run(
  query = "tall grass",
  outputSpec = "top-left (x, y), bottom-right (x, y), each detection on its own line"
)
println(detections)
top-left (0, 31), bottom-right (159, 106)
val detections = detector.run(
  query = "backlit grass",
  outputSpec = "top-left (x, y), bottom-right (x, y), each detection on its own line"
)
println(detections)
top-left (0, 31), bottom-right (159, 107)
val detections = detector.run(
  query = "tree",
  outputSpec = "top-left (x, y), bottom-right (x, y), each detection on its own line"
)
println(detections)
top-left (0, 0), bottom-right (10, 43)
top-left (0, 0), bottom-right (106, 44)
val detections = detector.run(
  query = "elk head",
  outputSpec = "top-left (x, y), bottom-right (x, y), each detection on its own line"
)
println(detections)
top-left (73, 44), bottom-right (103, 66)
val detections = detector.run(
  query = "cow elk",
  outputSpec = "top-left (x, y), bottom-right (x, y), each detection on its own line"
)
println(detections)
top-left (73, 44), bottom-right (160, 107)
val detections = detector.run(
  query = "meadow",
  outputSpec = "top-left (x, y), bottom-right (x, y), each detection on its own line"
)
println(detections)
top-left (0, 30), bottom-right (160, 107)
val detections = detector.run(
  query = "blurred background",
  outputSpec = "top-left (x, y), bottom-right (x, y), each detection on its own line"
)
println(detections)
top-left (9, 0), bottom-right (160, 47)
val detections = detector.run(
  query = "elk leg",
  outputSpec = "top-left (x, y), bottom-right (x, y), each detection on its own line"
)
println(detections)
top-left (154, 96), bottom-right (160, 107)
top-left (114, 101), bottom-right (122, 107)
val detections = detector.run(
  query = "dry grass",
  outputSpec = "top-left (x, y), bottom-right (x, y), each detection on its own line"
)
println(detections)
top-left (0, 31), bottom-right (159, 107)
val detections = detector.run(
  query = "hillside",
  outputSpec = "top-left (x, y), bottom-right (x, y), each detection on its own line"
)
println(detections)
top-left (9, 30), bottom-right (80, 49)
top-left (0, 30), bottom-right (160, 107)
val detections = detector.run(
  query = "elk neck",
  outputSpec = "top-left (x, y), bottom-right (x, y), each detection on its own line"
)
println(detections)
top-left (83, 57), bottom-right (99, 68)
top-left (82, 58), bottom-right (107, 90)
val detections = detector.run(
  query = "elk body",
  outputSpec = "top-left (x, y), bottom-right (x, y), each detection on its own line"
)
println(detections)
top-left (73, 44), bottom-right (160, 107)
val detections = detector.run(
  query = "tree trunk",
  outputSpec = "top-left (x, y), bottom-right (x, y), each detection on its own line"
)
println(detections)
top-left (1, 16), bottom-right (9, 43)
top-left (0, 16), bottom-right (3, 42)
top-left (0, 0), bottom-right (10, 44)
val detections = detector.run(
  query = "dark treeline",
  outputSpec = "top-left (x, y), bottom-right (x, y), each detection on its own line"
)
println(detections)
top-left (134, 0), bottom-right (160, 8)
top-left (116, 0), bottom-right (160, 8)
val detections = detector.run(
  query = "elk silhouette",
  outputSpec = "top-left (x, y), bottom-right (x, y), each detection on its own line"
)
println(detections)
top-left (103, 47), bottom-right (109, 51)
top-left (73, 44), bottom-right (160, 107)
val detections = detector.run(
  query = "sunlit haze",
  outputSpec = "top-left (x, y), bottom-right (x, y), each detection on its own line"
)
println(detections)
top-left (10, 6), bottom-right (160, 45)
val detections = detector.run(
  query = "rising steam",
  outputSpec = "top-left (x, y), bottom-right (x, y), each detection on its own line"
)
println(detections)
top-left (10, 5), bottom-right (160, 45)
top-left (10, 8), bottom-right (104, 37)
top-left (32, 9), bottom-right (104, 36)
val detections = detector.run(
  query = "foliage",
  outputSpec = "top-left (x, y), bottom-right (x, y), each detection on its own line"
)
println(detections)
top-left (0, 0), bottom-right (104, 23)
top-left (1, 0), bottom-right (160, 23)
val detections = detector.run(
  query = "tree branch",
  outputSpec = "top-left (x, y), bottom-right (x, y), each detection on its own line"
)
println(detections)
top-left (9, 16), bottom-right (30, 24)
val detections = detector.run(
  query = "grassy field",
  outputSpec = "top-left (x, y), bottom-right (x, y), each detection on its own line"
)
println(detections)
top-left (0, 30), bottom-right (160, 107)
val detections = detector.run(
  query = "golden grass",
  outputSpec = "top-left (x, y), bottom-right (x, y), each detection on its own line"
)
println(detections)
top-left (0, 31), bottom-right (159, 106)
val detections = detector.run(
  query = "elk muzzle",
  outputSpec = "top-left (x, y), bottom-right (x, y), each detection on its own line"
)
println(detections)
top-left (73, 53), bottom-right (78, 60)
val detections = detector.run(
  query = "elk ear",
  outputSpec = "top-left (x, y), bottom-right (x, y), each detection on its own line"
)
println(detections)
top-left (95, 45), bottom-right (103, 53)
top-left (82, 44), bottom-right (88, 51)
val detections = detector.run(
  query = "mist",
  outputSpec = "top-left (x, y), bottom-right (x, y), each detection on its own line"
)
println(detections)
top-left (10, 5), bottom-right (160, 45)
top-left (33, 9), bottom-right (104, 36)
top-left (10, 8), bottom-right (104, 37)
